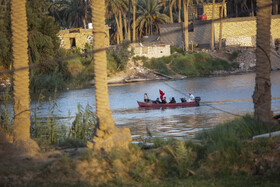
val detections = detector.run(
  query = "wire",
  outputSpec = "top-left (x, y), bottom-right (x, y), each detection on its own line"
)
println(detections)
top-left (162, 81), bottom-right (242, 117)
top-left (0, 2), bottom-right (276, 76)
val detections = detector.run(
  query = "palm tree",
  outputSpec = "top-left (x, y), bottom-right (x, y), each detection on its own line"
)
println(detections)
top-left (90, 0), bottom-right (132, 150)
top-left (136, 0), bottom-right (169, 38)
top-left (252, 0), bottom-right (272, 122)
top-left (219, 0), bottom-right (225, 50)
top-left (106, 0), bottom-right (127, 43)
top-left (211, 0), bottom-right (215, 51)
top-left (60, 0), bottom-right (88, 28)
top-left (183, 0), bottom-right (189, 51)
top-left (133, 0), bottom-right (137, 43)
top-left (11, 0), bottom-right (39, 153)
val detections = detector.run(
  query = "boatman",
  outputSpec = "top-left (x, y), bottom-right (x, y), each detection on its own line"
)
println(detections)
top-left (187, 92), bottom-right (195, 102)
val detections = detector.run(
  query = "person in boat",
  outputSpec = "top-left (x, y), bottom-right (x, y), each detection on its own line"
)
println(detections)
top-left (180, 98), bottom-right (186, 103)
top-left (187, 92), bottom-right (195, 102)
top-left (169, 97), bottom-right (176, 103)
top-left (144, 93), bottom-right (150, 102)
top-left (155, 98), bottom-right (161, 104)
top-left (161, 97), bottom-right (167, 104)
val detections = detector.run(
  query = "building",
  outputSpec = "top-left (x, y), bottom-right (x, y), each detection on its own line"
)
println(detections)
top-left (159, 15), bottom-right (280, 48)
top-left (58, 25), bottom-right (110, 50)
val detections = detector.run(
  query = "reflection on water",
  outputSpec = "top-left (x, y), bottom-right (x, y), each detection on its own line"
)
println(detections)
top-left (29, 71), bottom-right (280, 141)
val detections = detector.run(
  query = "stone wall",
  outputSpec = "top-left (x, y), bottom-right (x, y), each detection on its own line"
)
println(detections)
top-left (203, 3), bottom-right (227, 20)
top-left (213, 15), bottom-right (280, 45)
top-left (134, 44), bottom-right (170, 59)
top-left (58, 26), bottom-right (110, 49)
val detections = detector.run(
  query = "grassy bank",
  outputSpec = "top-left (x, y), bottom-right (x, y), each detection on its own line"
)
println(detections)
top-left (1, 110), bottom-right (280, 186)
top-left (142, 50), bottom-right (239, 76)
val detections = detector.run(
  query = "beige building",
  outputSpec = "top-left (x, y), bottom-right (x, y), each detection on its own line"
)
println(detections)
top-left (191, 2), bottom-right (227, 20)
top-left (58, 25), bottom-right (110, 49)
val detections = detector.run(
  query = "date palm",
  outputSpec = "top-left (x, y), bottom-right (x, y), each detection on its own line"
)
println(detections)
top-left (253, 0), bottom-right (272, 122)
top-left (106, 0), bottom-right (128, 43)
top-left (183, 0), bottom-right (189, 51)
top-left (11, 0), bottom-right (39, 153)
top-left (90, 0), bottom-right (132, 150)
top-left (136, 0), bottom-right (169, 37)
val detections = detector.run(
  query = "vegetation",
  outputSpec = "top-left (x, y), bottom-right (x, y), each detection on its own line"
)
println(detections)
top-left (1, 113), bottom-right (280, 186)
top-left (143, 52), bottom-right (238, 76)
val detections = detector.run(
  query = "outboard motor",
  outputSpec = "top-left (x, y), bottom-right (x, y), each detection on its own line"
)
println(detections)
top-left (195, 97), bottom-right (201, 106)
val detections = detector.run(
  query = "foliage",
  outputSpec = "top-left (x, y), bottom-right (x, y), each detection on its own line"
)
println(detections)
top-left (68, 104), bottom-right (96, 142)
top-left (170, 45), bottom-right (184, 55)
top-left (107, 40), bottom-right (134, 71)
top-left (144, 57), bottom-right (174, 75)
top-left (229, 50), bottom-right (240, 61)
top-left (135, 0), bottom-right (169, 37)
top-left (0, 87), bottom-right (13, 135)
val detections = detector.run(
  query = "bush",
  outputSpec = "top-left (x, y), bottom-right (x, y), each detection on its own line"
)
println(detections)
top-left (170, 55), bottom-right (198, 76)
top-left (171, 46), bottom-right (184, 54)
top-left (229, 50), bottom-right (240, 61)
top-left (144, 58), bottom-right (173, 75)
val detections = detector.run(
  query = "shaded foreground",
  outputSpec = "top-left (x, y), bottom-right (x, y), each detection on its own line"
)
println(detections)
top-left (1, 116), bottom-right (280, 186)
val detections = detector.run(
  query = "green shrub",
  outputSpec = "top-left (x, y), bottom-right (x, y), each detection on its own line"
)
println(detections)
top-left (229, 50), bottom-right (240, 61)
top-left (196, 115), bottom-right (280, 166)
top-left (171, 46), bottom-right (184, 54)
top-left (68, 104), bottom-right (96, 142)
top-left (144, 58), bottom-right (173, 75)
top-left (170, 55), bottom-right (198, 76)
top-left (133, 56), bottom-right (149, 64)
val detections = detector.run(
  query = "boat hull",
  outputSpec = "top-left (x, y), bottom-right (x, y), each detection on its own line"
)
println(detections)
top-left (137, 101), bottom-right (199, 108)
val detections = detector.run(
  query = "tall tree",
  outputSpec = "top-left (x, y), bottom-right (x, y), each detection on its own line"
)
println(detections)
top-left (211, 0), bottom-right (215, 51)
top-left (183, 0), bottom-right (189, 51)
top-left (90, 0), bottom-right (132, 150)
top-left (11, 0), bottom-right (39, 153)
top-left (132, 0), bottom-right (136, 43)
top-left (219, 0), bottom-right (225, 50)
top-left (252, 0), bottom-right (272, 122)
top-left (136, 0), bottom-right (169, 37)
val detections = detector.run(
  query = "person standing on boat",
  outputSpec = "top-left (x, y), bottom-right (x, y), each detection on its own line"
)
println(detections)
top-left (187, 93), bottom-right (195, 102)
top-left (144, 93), bottom-right (150, 102)
top-left (161, 97), bottom-right (167, 104)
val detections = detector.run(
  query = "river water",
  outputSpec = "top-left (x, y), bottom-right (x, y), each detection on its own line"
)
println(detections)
top-left (30, 72), bottom-right (280, 142)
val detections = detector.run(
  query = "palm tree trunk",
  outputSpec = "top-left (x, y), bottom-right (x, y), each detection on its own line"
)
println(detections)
top-left (219, 0), bottom-right (225, 50)
top-left (133, 0), bottom-right (136, 43)
top-left (183, 0), bottom-right (189, 51)
top-left (211, 0), bottom-right (215, 51)
top-left (123, 12), bottom-right (128, 40)
top-left (170, 3), bottom-right (174, 23)
top-left (251, 0), bottom-right (254, 16)
top-left (127, 0), bottom-right (131, 41)
top-left (119, 12), bottom-right (124, 42)
top-left (11, 0), bottom-right (39, 153)
top-left (85, 0), bottom-right (88, 27)
top-left (90, 0), bottom-right (131, 151)
top-left (115, 15), bottom-right (121, 44)
top-left (178, 0), bottom-right (181, 23)
top-left (252, 0), bottom-right (272, 122)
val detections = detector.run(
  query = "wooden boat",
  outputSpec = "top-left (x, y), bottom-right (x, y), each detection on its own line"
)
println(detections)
top-left (137, 100), bottom-right (199, 108)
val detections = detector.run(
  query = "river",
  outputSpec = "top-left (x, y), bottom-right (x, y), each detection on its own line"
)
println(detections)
top-left (30, 72), bottom-right (280, 142)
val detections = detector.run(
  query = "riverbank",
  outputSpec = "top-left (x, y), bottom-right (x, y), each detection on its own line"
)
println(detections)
top-left (100, 47), bottom-right (280, 85)
top-left (1, 115), bottom-right (280, 186)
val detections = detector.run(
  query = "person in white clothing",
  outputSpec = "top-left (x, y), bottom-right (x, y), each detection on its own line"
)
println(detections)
top-left (187, 92), bottom-right (195, 102)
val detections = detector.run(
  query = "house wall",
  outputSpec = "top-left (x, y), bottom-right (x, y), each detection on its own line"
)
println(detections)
top-left (203, 3), bottom-right (227, 20)
top-left (213, 15), bottom-right (280, 45)
top-left (58, 26), bottom-right (110, 49)
top-left (134, 45), bottom-right (171, 59)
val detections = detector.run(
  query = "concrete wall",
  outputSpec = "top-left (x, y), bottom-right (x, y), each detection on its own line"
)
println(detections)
top-left (134, 44), bottom-right (171, 59)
